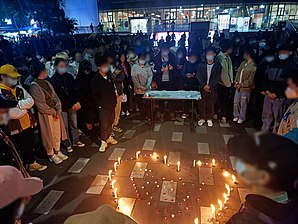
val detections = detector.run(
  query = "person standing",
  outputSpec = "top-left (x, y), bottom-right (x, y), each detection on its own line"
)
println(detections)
top-left (131, 53), bottom-right (153, 123)
top-left (0, 64), bottom-right (47, 171)
top-left (216, 40), bottom-right (234, 123)
top-left (261, 44), bottom-right (298, 132)
top-left (51, 58), bottom-right (85, 149)
top-left (30, 63), bottom-right (69, 164)
top-left (90, 23), bottom-right (94, 33)
top-left (91, 54), bottom-right (118, 146)
top-left (197, 47), bottom-right (222, 127)
top-left (233, 49), bottom-right (257, 124)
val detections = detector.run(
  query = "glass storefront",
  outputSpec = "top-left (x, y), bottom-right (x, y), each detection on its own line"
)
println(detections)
top-left (98, 2), bottom-right (298, 33)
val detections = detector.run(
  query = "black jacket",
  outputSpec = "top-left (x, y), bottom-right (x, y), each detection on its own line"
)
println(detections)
top-left (227, 194), bottom-right (298, 224)
top-left (51, 72), bottom-right (79, 111)
top-left (182, 60), bottom-right (199, 90)
top-left (262, 58), bottom-right (298, 97)
top-left (153, 52), bottom-right (177, 87)
top-left (91, 73), bottom-right (117, 109)
top-left (196, 60), bottom-right (222, 91)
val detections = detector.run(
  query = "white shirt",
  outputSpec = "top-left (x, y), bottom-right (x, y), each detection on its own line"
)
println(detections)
top-left (206, 63), bottom-right (214, 84)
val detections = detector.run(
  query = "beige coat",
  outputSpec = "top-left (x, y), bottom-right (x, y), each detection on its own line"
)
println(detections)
top-left (29, 80), bottom-right (68, 151)
top-left (64, 205), bottom-right (138, 224)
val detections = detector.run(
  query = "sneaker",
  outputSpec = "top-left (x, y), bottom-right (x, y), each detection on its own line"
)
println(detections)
top-left (29, 161), bottom-right (47, 171)
top-left (145, 118), bottom-right (152, 126)
top-left (57, 151), bottom-right (68, 161)
top-left (67, 146), bottom-right (73, 153)
top-left (207, 120), bottom-right (213, 127)
top-left (181, 114), bottom-right (187, 119)
top-left (107, 136), bottom-right (118, 145)
top-left (221, 117), bottom-right (227, 124)
top-left (237, 119), bottom-right (244, 124)
top-left (121, 111), bottom-right (126, 116)
top-left (99, 141), bottom-right (108, 152)
top-left (113, 126), bottom-right (123, 133)
top-left (126, 111), bottom-right (130, 116)
top-left (233, 117), bottom-right (239, 122)
top-left (213, 114), bottom-right (218, 120)
top-left (73, 141), bottom-right (85, 148)
top-left (198, 119), bottom-right (206, 126)
top-left (49, 154), bottom-right (63, 164)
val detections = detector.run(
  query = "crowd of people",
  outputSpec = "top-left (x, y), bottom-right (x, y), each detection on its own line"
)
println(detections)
top-left (0, 27), bottom-right (298, 223)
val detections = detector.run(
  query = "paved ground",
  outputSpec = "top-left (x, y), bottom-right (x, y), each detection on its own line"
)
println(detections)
top-left (24, 115), bottom-right (255, 224)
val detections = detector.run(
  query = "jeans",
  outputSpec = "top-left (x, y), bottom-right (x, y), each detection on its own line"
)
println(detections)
top-left (199, 91), bottom-right (217, 120)
top-left (262, 95), bottom-right (286, 133)
top-left (233, 91), bottom-right (251, 121)
top-left (62, 109), bottom-right (80, 143)
top-left (99, 108), bottom-right (115, 141)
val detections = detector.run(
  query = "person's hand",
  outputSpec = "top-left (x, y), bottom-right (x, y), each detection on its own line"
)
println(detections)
top-left (151, 81), bottom-right (157, 90)
top-left (203, 85), bottom-right (211, 92)
top-left (265, 90), bottom-right (271, 96)
top-left (235, 84), bottom-right (241, 89)
top-left (72, 102), bottom-right (81, 111)
top-left (270, 93), bottom-right (277, 100)
top-left (161, 66), bottom-right (168, 73)
top-left (260, 91), bottom-right (266, 95)
top-left (115, 69), bottom-right (122, 75)
top-left (187, 73), bottom-right (192, 78)
top-left (140, 86), bottom-right (147, 91)
top-left (168, 64), bottom-right (173, 70)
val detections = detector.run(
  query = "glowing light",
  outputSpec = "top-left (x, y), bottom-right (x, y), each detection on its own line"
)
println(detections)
top-left (197, 160), bottom-right (202, 166)
top-left (218, 199), bottom-right (223, 211)
top-left (210, 204), bottom-right (216, 219)
top-left (193, 160), bottom-right (196, 167)
top-left (223, 171), bottom-right (230, 178)
top-left (194, 217), bottom-right (199, 224)
top-left (118, 157), bottom-right (121, 165)
top-left (232, 174), bottom-right (237, 184)
top-left (114, 188), bottom-right (118, 198)
top-left (108, 170), bottom-right (112, 181)
top-left (177, 161), bottom-right (181, 172)
top-left (223, 193), bottom-right (228, 204)
top-left (225, 184), bottom-right (231, 197)
top-left (114, 162), bottom-right (118, 172)
top-left (212, 159), bottom-right (216, 167)
top-left (111, 179), bottom-right (116, 189)
top-left (136, 151), bottom-right (141, 159)
top-left (164, 155), bottom-right (167, 165)
top-left (152, 152), bottom-right (158, 159)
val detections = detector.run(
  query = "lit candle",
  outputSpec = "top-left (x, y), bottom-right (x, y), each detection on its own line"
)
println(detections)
top-left (117, 157), bottom-right (121, 165)
top-left (111, 179), bottom-right (116, 189)
top-left (177, 161), bottom-right (181, 172)
top-left (232, 174), bottom-right (237, 184)
top-left (218, 199), bottom-right (223, 211)
top-left (114, 188), bottom-right (118, 198)
top-left (223, 193), bottom-right (228, 204)
top-left (114, 162), bottom-right (118, 172)
top-left (136, 151), bottom-right (141, 159)
top-left (210, 204), bottom-right (216, 220)
top-left (153, 152), bottom-right (158, 159)
top-left (193, 160), bottom-right (196, 167)
top-left (197, 160), bottom-right (202, 166)
top-left (225, 184), bottom-right (231, 197)
top-left (194, 217), bottom-right (199, 224)
top-left (108, 170), bottom-right (112, 181)
top-left (212, 159), bottom-right (216, 167)
top-left (223, 170), bottom-right (230, 178)
top-left (164, 155), bottom-right (167, 165)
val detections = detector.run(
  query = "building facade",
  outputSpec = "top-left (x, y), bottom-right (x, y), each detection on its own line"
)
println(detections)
top-left (97, 0), bottom-right (298, 33)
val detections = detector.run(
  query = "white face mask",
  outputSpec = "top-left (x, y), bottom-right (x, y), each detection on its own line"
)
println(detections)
top-left (206, 55), bottom-right (215, 61)
top-left (279, 54), bottom-right (289, 60)
top-left (177, 54), bottom-right (184, 59)
top-left (235, 159), bottom-right (246, 175)
top-left (57, 67), bottom-right (67, 74)
top-left (128, 53), bottom-right (135, 58)
top-left (285, 87), bottom-right (298, 99)
top-left (0, 113), bottom-right (10, 125)
top-left (265, 56), bottom-right (275, 63)
top-left (189, 59), bottom-right (197, 64)
top-left (7, 77), bottom-right (18, 86)
top-left (101, 66), bottom-right (110, 73)
top-left (139, 60), bottom-right (146, 65)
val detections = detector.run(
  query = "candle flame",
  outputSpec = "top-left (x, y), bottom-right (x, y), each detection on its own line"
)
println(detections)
top-left (212, 158), bottom-right (216, 167)
top-left (218, 199), bottom-right (223, 210)
top-left (232, 174), bottom-right (237, 183)
top-left (136, 151), bottom-right (141, 159)
top-left (197, 160), bottom-right (202, 166)
top-left (211, 204), bottom-right (215, 213)
top-left (111, 179), bottom-right (116, 189)
top-left (163, 155), bottom-right (167, 165)
top-left (225, 183), bottom-right (231, 197)
top-left (117, 157), bottom-right (121, 165)
top-left (108, 170), bottom-right (113, 181)
top-left (177, 161), bottom-right (181, 172)
top-left (223, 170), bottom-right (230, 177)
top-left (193, 160), bottom-right (196, 167)
top-left (223, 193), bottom-right (228, 204)
top-left (114, 162), bottom-right (118, 172)
top-left (114, 188), bottom-right (118, 198)
top-left (194, 217), bottom-right (199, 224)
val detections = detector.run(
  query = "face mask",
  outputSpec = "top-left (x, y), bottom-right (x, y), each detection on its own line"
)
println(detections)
top-left (57, 67), bottom-right (67, 74)
top-left (265, 56), bottom-right (275, 63)
top-left (279, 54), bottom-right (289, 60)
top-left (0, 113), bottom-right (10, 125)
top-left (177, 54), bottom-right (184, 59)
top-left (15, 202), bottom-right (25, 219)
top-left (161, 51), bottom-right (169, 56)
top-left (235, 159), bottom-right (246, 175)
top-left (128, 53), bottom-right (135, 58)
top-left (101, 67), bottom-right (110, 73)
top-left (189, 60), bottom-right (197, 64)
top-left (136, 42), bottom-right (141, 46)
top-left (139, 60), bottom-right (146, 65)
top-left (259, 42), bottom-right (266, 48)
top-left (206, 55), bottom-right (215, 61)
top-left (7, 77), bottom-right (18, 86)
top-left (285, 87), bottom-right (298, 99)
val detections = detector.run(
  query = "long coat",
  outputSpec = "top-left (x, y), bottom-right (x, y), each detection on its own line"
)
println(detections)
top-left (29, 80), bottom-right (68, 151)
